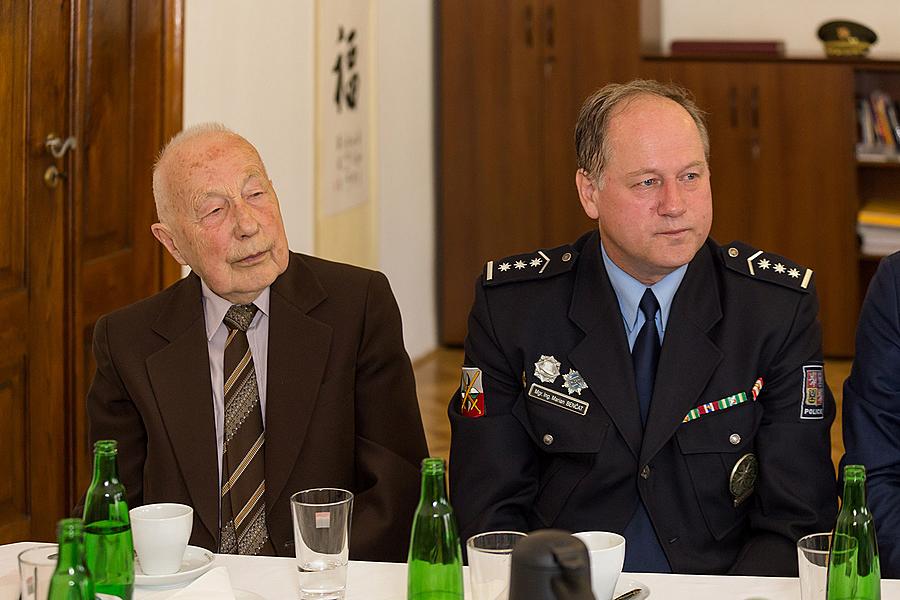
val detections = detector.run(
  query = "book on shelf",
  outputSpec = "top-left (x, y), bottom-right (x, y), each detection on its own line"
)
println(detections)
top-left (669, 39), bottom-right (785, 57)
top-left (858, 199), bottom-right (900, 256)
top-left (856, 90), bottom-right (900, 161)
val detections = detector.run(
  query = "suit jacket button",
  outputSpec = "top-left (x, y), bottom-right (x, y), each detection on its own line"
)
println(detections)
top-left (640, 465), bottom-right (651, 479)
top-left (543, 433), bottom-right (554, 445)
top-left (729, 433), bottom-right (741, 445)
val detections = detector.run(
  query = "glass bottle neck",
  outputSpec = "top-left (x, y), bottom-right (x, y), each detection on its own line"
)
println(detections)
top-left (842, 477), bottom-right (867, 509)
top-left (57, 532), bottom-right (84, 568)
top-left (420, 471), bottom-right (448, 502)
top-left (92, 452), bottom-right (119, 483)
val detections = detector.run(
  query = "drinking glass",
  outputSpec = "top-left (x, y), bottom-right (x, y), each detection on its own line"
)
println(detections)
top-left (18, 544), bottom-right (58, 600)
top-left (798, 532), bottom-right (833, 600)
top-left (291, 488), bottom-right (354, 599)
top-left (467, 531), bottom-right (527, 600)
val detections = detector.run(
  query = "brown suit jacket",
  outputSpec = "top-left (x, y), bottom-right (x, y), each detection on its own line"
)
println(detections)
top-left (85, 252), bottom-right (428, 561)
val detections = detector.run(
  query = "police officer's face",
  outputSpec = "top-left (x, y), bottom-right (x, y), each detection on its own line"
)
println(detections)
top-left (151, 133), bottom-right (290, 304)
top-left (576, 95), bottom-right (712, 285)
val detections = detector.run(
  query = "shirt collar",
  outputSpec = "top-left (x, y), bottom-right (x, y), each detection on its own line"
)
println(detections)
top-left (200, 280), bottom-right (270, 341)
top-left (600, 240), bottom-right (688, 335)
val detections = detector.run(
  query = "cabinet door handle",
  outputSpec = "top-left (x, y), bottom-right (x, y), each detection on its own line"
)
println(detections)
top-left (750, 85), bottom-right (759, 129)
top-left (729, 86), bottom-right (738, 128)
top-left (524, 4), bottom-right (534, 47)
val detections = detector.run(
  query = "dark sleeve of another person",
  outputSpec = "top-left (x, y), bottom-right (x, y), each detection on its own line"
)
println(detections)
top-left (350, 271), bottom-right (429, 562)
top-left (842, 253), bottom-right (900, 579)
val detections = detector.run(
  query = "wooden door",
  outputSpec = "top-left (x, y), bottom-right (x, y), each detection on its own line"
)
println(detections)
top-left (70, 0), bottom-right (184, 500)
top-left (0, 0), bottom-right (181, 543)
top-left (0, 0), bottom-right (71, 543)
top-left (439, 0), bottom-right (544, 344)
top-left (541, 1), bottom-right (642, 246)
top-left (753, 63), bottom-right (857, 356)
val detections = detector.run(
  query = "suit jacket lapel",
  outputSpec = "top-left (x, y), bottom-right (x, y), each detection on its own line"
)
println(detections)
top-left (264, 254), bottom-right (332, 509)
top-left (146, 273), bottom-right (220, 541)
top-left (568, 232), bottom-right (642, 459)
top-left (640, 242), bottom-right (723, 465)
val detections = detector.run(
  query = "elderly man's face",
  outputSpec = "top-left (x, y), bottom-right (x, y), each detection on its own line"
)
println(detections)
top-left (153, 133), bottom-right (289, 303)
top-left (576, 95), bottom-right (712, 285)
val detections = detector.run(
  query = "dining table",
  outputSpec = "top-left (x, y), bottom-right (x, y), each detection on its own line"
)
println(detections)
top-left (3, 541), bottom-right (900, 599)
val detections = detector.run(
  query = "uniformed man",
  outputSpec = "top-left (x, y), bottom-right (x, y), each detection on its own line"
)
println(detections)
top-left (448, 79), bottom-right (837, 576)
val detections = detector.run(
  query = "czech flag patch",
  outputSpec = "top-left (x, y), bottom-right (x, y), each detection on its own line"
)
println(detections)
top-left (800, 365), bottom-right (825, 420)
top-left (460, 367), bottom-right (485, 418)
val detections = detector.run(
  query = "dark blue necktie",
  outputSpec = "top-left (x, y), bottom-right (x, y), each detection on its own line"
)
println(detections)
top-left (623, 287), bottom-right (670, 572)
top-left (632, 288), bottom-right (661, 426)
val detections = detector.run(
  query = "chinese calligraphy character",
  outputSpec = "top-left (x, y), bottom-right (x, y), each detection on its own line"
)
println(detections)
top-left (332, 26), bottom-right (359, 112)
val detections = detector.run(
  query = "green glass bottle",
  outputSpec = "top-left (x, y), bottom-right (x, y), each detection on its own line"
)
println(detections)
top-left (83, 439), bottom-right (134, 600)
top-left (407, 458), bottom-right (463, 600)
top-left (48, 518), bottom-right (95, 600)
top-left (827, 464), bottom-right (881, 600)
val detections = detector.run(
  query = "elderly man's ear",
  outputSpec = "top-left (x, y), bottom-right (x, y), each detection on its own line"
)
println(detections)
top-left (151, 223), bottom-right (188, 266)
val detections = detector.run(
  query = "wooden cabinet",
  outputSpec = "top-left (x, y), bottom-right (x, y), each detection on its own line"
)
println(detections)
top-left (642, 58), bottom-right (858, 356)
top-left (439, 0), bottom-right (643, 344)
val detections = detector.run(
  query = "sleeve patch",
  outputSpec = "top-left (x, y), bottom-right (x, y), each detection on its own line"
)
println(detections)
top-left (460, 367), bottom-right (485, 418)
top-left (800, 365), bottom-right (825, 420)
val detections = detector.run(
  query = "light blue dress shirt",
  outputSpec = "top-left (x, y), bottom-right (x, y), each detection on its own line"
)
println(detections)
top-left (600, 241), bottom-right (688, 349)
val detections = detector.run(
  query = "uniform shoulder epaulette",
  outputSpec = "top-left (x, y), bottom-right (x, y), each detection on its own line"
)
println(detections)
top-left (482, 244), bottom-right (578, 287)
top-left (720, 241), bottom-right (814, 293)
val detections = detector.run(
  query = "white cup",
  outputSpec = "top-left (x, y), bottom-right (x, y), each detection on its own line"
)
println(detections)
top-left (130, 503), bottom-right (193, 575)
top-left (573, 531), bottom-right (626, 600)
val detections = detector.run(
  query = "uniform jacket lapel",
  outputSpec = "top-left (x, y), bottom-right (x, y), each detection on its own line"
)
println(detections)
top-left (146, 273), bottom-right (220, 541)
top-left (568, 232), bottom-right (643, 459)
top-left (264, 254), bottom-right (332, 511)
top-left (640, 242), bottom-right (723, 466)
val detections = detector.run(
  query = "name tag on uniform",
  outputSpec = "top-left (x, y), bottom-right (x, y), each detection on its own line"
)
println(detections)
top-left (528, 383), bottom-right (589, 416)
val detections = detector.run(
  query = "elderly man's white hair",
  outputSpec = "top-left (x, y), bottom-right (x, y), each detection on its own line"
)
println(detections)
top-left (152, 122), bottom-right (261, 225)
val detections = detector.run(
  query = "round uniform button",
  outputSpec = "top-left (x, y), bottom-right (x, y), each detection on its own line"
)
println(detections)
top-left (562, 252), bottom-right (572, 262)
top-left (640, 465), bottom-right (651, 479)
top-left (729, 433), bottom-right (741, 445)
top-left (728, 247), bottom-right (739, 258)
top-left (543, 434), bottom-right (554, 445)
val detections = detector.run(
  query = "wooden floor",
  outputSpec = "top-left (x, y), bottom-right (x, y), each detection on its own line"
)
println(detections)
top-left (413, 348), bottom-right (852, 473)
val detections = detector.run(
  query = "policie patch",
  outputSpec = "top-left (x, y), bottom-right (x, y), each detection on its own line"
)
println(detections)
top-left (800, 365), bottom-right (825, 420)
top-left (460, 367), bottom-right (485, 418)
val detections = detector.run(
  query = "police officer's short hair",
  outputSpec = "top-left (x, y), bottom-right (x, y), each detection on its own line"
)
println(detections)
top-left (575, 79), bottom-right (709, 184)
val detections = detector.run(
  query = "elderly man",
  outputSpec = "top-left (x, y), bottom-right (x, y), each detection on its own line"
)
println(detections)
top-left (86, 123), bottom-right (428, 561)
top-left (449, 80), bottom-right (836, 575)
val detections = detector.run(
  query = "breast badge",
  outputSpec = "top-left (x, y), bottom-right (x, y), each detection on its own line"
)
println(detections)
top-left (730, 453), bottom-right (758, 507)
top-left (561, 369), bottom-right (588, 396)
top-left (533, 355), bottom-right (562, 384)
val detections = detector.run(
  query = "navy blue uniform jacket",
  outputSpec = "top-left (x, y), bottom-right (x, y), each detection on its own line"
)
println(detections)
top-left (842, 251), bottom-right (900, 578)
top-left (449, 231), bottom-right (836, 576)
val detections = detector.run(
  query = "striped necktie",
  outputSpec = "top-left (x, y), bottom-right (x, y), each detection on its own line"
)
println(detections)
top-left (218, 303), bottom-right (275, 555)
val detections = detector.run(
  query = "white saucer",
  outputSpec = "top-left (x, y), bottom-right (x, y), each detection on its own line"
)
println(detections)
top-left (134, 545), bottom-right (215, 587)
top-left (613, 577), bottom-right (650, 599)
top-left (234, 589), bottom-right (265, 600)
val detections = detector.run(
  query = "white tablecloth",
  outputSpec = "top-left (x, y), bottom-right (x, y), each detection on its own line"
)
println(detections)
top-left (4, 541), bottom-right (900, 599)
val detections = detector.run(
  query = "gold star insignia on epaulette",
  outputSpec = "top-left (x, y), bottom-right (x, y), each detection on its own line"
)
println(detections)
top-left (483, 245), bottom-right (577, 286)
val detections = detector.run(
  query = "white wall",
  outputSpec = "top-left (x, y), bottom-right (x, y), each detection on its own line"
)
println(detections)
top-left (184, 0), bottom-right (437, 361)
top-left (661, 1), bottom-right (900, 58)
top-left (184, 0), bottom-right (316, 253)
top-left (374, 1), bottom-right (436, 361)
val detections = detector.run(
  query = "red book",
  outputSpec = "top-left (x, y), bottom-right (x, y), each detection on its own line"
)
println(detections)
top-left (670, 40), bottom-right (785, 57)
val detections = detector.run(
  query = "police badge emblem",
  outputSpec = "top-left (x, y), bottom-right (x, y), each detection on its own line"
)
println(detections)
top-left (533, 355), bottom-right (562, 384)
top-left (561, 369), bottom-right (589, 396)
top-left (800, 365), bottom-right (825, 420)
top-left (730, 453), bottom-right (758, 507)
